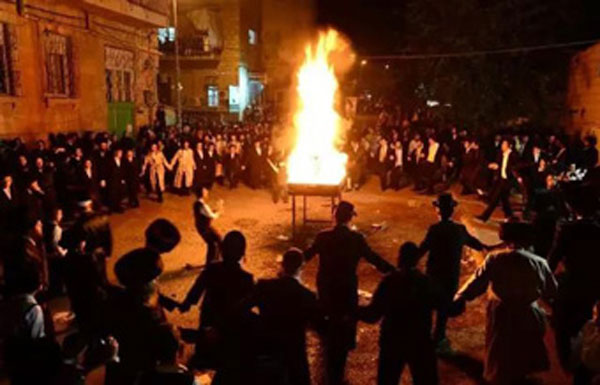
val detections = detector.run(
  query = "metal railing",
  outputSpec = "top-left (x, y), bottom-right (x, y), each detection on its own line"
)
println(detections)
top-left (159, 36), bottom-right (222, 57)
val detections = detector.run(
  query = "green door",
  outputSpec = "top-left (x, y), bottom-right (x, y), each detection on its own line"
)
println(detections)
top-left (108, 102), bottom-right (135, 135)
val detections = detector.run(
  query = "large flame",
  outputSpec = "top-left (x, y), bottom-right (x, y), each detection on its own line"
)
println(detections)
top-left (287, 30), bottom-right (348, 186)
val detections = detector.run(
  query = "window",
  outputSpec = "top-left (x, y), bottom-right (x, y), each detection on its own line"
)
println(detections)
top-left (207, 85), bottom-right (219, 107)
top-left (248, 29), bottom-right (257, 45)
top-left (157, 27), bottom-right (176, 44)
top-left (44, 33), bottom-right (74, 97)
top-left (105, 47), bottom-right (134, 103)
top-left (0, 23), bottom-right (13, 95)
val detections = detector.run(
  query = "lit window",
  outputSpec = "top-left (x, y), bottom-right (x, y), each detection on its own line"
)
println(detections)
top-left (208, 85), bottom-right (219, 107)
top-left (248, 29), bottom-right (257, 45)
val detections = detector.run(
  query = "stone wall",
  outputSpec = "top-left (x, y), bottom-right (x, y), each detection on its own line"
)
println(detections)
top-left (0, 0), bottom-right (165, 140)
top-left (567, 43), bottom-right (600, 145)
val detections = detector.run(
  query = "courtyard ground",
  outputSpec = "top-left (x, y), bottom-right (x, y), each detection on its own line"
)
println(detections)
top-left (95, 178), bottom-right (568, 384)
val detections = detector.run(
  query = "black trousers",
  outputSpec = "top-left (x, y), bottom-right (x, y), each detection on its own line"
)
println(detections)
top-left (197, 226), bottom-right (222, 264)
top-left (378, 340), bottom-right (438, 385)
top-left (481, 178), bottom-right (513, 220)
top-left (322, 317), bottom-right (356, 385)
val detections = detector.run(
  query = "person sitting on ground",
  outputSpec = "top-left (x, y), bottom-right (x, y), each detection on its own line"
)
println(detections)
top-left (359, 242), bottom-right (439, 385)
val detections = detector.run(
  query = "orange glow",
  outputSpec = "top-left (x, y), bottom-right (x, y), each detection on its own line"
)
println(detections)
top-left (287, 29), bottom-right (348, 186)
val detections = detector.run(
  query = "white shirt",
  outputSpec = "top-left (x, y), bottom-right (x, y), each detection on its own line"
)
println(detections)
top-left (114, 158), bottom-right (121, 167)
top-left (198, 198), bottom-right (219, 219)
top-left (85, 168), bottom-right (92, 179)
top-left (3, 187), bottom-right (12, 200)
top-left (427, 142), bottom-right (439, 163)
top-left (501, 149), bottom-right (511, 179)
top-left (394, 147), bottom-right (403, 167)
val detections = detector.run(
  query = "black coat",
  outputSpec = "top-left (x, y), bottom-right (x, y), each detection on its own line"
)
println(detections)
top-left (194, 151), bottom-right (214, 186)
top-left (107, 159), bottom-right (125, 205)
top-left (183, 261), bottom-right (254, 330)
top-left (245, 276), bottom-right (322, 385)
top-left (548, 219), bottom-right (600, 296)
top-left (123, 157), bottom-right (140, 193)
top-left (418, 220), bottom-right (485, 294)
top-left (359, 269), bottom-right (436, 345)
top-left (77, 166), bottom-right (100, 203)
top-left (223, 153), bottom-right (241, 176)
top-left (305, 225), bottom-right (393, 316)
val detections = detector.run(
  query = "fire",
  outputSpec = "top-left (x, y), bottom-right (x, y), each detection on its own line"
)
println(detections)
top-left (287, 30), bottom-right (348, 186)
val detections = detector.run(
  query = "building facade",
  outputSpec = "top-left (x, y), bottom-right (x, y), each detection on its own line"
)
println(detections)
top-left (158, 0), bottom-right (263, 121)
top-left (158, 0), bottom-right (315, 122)
top-left (567, 42), bottom-right (600, 143)
top-left (0, 0), bottom-right (168, 139)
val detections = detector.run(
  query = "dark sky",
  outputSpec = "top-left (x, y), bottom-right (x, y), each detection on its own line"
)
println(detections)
top-left (316, 0), bottom-right (600, 56)
top-left (316, 0), bottom-right (403, 55)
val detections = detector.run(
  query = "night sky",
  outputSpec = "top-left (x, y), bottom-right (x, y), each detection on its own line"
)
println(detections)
top-left (316, 0), bottom-right (600, 56)
top-left (316, 0), bottom-right (403, 55)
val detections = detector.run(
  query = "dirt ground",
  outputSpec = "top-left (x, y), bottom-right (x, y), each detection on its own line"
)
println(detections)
top-left (103, 178), bottom-right (571, 385)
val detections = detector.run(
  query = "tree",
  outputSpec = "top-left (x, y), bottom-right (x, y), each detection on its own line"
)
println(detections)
top-left (397, 0), bottom-right (592, 131)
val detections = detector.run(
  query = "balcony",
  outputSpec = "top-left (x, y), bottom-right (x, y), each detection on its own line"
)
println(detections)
top-left (159, 34), bottom-right (223, 68)
top-left (72, 0), bottom-right (169, 27)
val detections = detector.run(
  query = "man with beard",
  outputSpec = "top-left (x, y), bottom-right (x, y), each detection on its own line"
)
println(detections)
top-left (304, 201), bottom-right (394, 385)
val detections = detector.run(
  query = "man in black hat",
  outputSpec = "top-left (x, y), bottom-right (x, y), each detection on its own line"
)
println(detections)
top-left (304, 200), bottom-right (394, 385)
top-left (548, 186), bottom-right (600, 370)
top-left (417, 193), bottom-right (491, 353)
top-left (358, 242), bottom-right (439, 385)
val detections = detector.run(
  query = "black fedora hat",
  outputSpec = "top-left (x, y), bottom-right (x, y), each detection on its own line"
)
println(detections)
top-left (433, 193), bottom-right (458, 209)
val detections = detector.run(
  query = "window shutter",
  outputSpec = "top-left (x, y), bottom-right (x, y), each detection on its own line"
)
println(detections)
top-left (6, 23), bottom-right (21, 96)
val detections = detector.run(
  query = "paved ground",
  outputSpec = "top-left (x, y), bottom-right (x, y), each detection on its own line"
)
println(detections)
top-left (98, 178), bottom-right (570, 385)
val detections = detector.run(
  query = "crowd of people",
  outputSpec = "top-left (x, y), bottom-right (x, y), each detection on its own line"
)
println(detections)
top-left (0, 106), bottom-right (599, 385)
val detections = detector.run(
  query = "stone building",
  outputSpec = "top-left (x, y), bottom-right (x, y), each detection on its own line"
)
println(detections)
top-left (567, 42), bottom-right (600, 143)
top-left (158, 0), bottom-right (315, 121)
top-left (158, 0), bottom-right (262, 121)
top-left (0, 0), bottom-right (168, 139)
